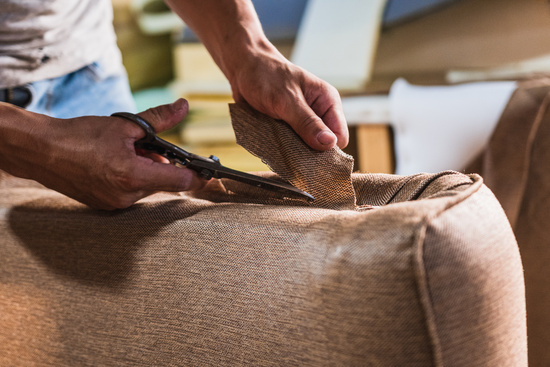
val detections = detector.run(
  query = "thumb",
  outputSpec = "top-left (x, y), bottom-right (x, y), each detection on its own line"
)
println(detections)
top-left (138, 98), bottom-right (189, 133)
top-left (283, 99), bottom-right (337, 151)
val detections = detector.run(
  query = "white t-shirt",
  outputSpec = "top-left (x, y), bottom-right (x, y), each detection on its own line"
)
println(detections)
top-left (0, 0), bottom-right (122, 88)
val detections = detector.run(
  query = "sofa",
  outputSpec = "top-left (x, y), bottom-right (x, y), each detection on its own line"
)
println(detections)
top-left (0, 103), bottom-right (527, 366)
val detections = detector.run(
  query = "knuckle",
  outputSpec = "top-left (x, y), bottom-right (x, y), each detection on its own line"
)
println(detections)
top-left (110, 164), bottom-right (143, 193)
top-left (327, 84), bottom-right (341, 99)
top-left (140, 108), bottom-right (163, 132)
top-left (115, 172), bottom-right (139, 192)
top-left (299, 114), bottom-right (322, 130)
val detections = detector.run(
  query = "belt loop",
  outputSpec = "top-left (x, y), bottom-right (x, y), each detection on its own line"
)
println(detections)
top-left (7, 88), bottom-right (13, 103)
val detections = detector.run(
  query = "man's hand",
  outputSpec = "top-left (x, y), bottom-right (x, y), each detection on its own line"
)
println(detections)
top-left (228, 45), bottom-right (349, 151)
top-left (0, 99), bottom-right (205, 210)
top-left (165, 0), bottom-right (349, 151)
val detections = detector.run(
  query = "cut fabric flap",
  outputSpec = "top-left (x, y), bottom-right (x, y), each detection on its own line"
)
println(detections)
top-left (229, 103), bottom-right (356, 210)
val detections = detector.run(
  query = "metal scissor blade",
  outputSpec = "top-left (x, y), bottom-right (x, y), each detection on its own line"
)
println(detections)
top-left (187, 158), bottom-right (315, 202)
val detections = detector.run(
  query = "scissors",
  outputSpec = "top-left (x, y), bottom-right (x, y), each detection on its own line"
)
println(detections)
top-left (112, 112), bottom-right (314, 202)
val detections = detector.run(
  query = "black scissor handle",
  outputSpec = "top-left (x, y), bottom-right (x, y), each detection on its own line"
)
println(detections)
top-left (112, 111), bottom-right (193, 164)
top-left (112, 112), bottom-right (156, 142)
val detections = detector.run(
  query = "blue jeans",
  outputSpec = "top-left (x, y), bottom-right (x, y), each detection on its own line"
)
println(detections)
top-left (25, 59), bottom-right (137, 118)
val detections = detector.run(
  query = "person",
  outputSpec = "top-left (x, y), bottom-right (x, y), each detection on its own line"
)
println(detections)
top-left (0, 0), bottom-right (348, 210)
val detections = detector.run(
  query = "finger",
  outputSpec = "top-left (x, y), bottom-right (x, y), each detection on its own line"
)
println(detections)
top-left (135, 157), bottom-right (207, 193)
top-left (305, 81), bottom-right (349, 149)
top-left (283, 99), bottom-right (338, 151)
top-left (138, 98), bottom-right (189, 133)
top-left (136, 148), bottom-right (171, 164)
top-left (315, 103), bottom-right (349, 149)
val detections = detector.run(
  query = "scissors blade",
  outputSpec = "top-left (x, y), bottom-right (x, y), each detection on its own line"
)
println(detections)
top-left (186, 158), bottom-right (315, 202)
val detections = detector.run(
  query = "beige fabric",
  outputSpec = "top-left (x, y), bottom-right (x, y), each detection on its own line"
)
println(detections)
top-left (0, 104), bottom-right (526, 366)
top-left (466, 77), bottom-right (550, 367)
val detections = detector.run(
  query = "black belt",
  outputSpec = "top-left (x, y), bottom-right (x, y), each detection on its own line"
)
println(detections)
top-left (0, 86), bottom-right (32, 108)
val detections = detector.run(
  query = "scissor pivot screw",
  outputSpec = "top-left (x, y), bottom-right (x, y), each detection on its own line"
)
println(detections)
top-left (209, 155), bottom-right (220, 163)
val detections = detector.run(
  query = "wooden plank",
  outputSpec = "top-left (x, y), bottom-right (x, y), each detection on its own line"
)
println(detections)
top-left (356, 124), bottom-right (393, 173)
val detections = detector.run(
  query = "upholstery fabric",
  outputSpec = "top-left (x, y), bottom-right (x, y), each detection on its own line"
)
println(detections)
top-left (465, 77), bottom-right (550, 367)
top-left (0, 104), bottom-right (526, 366)
top-left (229, 104), bottom-right (356, 210)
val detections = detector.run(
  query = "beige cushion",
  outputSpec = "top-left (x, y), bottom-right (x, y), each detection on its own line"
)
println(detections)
top-left (0, 104), bottom-right (526, 366)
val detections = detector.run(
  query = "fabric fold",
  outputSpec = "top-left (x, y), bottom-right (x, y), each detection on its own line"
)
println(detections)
top-left (465, 77), bottom-right (550, 226)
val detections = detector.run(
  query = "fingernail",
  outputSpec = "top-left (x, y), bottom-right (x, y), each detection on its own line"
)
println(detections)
top-left (317, 130), bottom-right (336, 146)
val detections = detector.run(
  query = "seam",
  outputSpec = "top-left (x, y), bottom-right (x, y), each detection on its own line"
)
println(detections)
top-left (412, 173), bottom-right (484, 367)
top-left (385, 173), bottom-right (424, 204)
top-left (406, 170), bottom-right (466, 201)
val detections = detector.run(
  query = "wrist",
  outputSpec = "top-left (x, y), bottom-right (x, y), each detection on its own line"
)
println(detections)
top-left (221, 34), bottom-right (284, 84)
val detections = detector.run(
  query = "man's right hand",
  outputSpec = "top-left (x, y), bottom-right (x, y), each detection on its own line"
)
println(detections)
top-left (0, 99), bottom-right (205, 210)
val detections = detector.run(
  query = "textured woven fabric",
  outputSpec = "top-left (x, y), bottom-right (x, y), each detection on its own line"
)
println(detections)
top-left (465, 77), bottom-right (550, 367)
top-left (0, 104), bottom-right (526, 366)
top-left (230, 103), bottom-right (356, 210)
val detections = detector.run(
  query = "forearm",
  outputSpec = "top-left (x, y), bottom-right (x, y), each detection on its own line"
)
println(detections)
top-left (164, 0), bottom-right (282, 82)
top-left (164, 0), bottom-right (349, 150)
top-left (0, 102), bottom-right (55, 180)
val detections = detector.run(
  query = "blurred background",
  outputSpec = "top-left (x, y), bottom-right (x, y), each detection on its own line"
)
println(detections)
top-left (111, 0), bottom-right (550, 173)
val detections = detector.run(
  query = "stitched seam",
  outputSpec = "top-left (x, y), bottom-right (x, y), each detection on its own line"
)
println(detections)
top-left (385, 173), bottom-right (424, 204)
top-left (413, 174), bottom-right (484, 367)
top-left (406, 170), bottom-right (464, 201)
